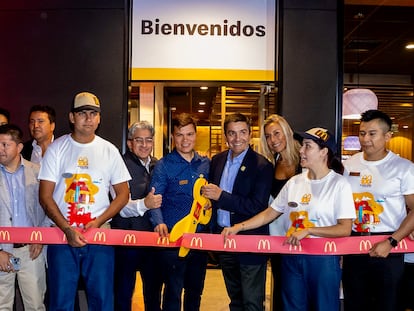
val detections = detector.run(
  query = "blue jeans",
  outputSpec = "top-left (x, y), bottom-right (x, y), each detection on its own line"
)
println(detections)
top-left (160, 249), bottom-right (208, 311)
top-left (47, 244), bottom-right (114, 311)
top-left (281, 255), bottom-right (341, 311)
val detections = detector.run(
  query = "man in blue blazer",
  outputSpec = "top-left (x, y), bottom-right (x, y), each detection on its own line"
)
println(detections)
top-left (202, 113), bottom-right (273, 311)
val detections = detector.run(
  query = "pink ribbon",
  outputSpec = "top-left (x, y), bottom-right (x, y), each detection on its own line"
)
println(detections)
top-left (1, 227), bottom-right (412, 255)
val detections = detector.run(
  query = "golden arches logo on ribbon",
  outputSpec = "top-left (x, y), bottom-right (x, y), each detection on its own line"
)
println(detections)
top-left (30, 230), bottom-right (43, 242)
top-left (224, 238), bottom-right (237, 249)
top-left (288, 244), bottom-right (302, 252)
top-left (123, 234), bottom-right (136, 244)
top-left (301, 194), bottom-right (311, 204)
top-left (0, 230), bottom-right (10, 241)
top-left (93, 231), bottom-right (106, 242)
top-left (397, 239), bottom-right (408, 250)
top-left (257, 239), bottom-right (271, 251)
top-left (324, 241), bottom-right (337, 253)
top-left (359, 240), bottom-right (372, 251)
top-left (190, 237), bottom-right (203, 248)
top-left (157, 237), bottom-right (170, 245)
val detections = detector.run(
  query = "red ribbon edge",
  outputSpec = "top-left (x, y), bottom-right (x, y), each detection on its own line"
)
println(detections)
top-left (0, 227), bottom-right (412, 255)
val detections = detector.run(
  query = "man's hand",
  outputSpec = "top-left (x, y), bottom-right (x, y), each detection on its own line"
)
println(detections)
top-left (0, 250), bottom-right (13, 272)
top-left (155, 223), bottom-right (169, 238)
top-left (63, 227), bottom-right (88, 247)
top-left (144, 187), bottom-right (162, 209)
top-left (201, 184), bottom-right (222, 201)
top-left (369, 239), bottom-right (393, 258)
top-left (29, 244), bottom-right (43, 260)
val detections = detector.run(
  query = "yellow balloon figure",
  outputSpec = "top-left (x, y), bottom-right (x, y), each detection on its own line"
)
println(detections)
top-left (169, 175), bottom-right (212, 257)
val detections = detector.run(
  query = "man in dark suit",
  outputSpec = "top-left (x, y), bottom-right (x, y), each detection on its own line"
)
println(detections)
top-left (202, 113), bottom-right (273, 311)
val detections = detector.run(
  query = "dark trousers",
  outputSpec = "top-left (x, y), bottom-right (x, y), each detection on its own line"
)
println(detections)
top-left (270, 254), bottom-right (283, 311)
top-left (114, 246), bottom-right (162, 311)
top-left (402, 261), bottom-right (414, 310)
top-left (160, 249), bottom-right (208, 311)
top-left (342, 254), bottom-right (404, 311)
top-left (219, 253), bottom-right (267, 311)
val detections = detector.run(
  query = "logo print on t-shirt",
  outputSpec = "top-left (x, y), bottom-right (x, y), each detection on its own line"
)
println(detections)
top-left (64, 174), bottom-right (98, 226)
top-left (353, 192), bottom-right (383, 232)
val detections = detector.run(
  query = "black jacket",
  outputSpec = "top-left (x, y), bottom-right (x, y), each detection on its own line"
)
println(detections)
top-left (111, 150), bottom-right (158, 231)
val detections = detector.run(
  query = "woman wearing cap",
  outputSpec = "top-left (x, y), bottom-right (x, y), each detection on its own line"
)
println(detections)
top-left (261, 114), bottom-right (301, 310)
top-left (223, 127), bottom-right (356, 311)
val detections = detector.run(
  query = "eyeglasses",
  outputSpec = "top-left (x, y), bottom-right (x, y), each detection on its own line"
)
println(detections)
top-left (132, 137), bottom-right (153, 145)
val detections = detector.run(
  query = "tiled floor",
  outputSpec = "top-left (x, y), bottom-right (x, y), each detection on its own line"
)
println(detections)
top-left (132, 264), bottom-right (272, 311)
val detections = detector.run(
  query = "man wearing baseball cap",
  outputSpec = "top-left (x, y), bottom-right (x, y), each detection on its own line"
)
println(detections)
top-left (38, 91), bottom-right (131, 311)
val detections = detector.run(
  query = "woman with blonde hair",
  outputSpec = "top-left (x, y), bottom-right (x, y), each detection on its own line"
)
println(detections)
top-left (261, 114), bottom-right (301, 310)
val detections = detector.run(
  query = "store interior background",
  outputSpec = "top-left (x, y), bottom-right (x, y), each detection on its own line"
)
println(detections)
top-left (129, 0), bottom-right (414, 162)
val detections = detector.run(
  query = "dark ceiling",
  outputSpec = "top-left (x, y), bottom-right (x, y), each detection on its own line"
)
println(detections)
top-left (344, 2), bottom-right (414, 76)
top-left (343, 0), bottom-right (414, 131)
top-left (143, 1), bottom-right (414, 131)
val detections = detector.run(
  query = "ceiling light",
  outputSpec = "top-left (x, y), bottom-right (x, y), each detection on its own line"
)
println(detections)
top-left (343, 89), bottom-right (378, 119)
top-left (403, 125), bottom-right (409, 129)
top-left (199, 101), bottom-right (206, 105)
top-left (198, 109), bottom-right (204, 113)
top-left (200, 86), bottom-right (208, 90)
top-left (405, 44), bottom-right (414, 50)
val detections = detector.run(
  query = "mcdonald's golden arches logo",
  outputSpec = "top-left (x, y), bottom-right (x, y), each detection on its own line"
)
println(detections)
top-left (397, 239), bottom-right (408, 250)
top-left (324, 241), bottom-right (337, 253)
top-left (93, 231), bottom-right (106, 242)
top-left (190, 237), bottom-right (203, 248)
top-left (224, 238), bottom-right (237, 249)
top-left (314, 129), bottom-right (329, 142)
top-left (301, 194), bottom-right (311, 204)
top-left (0, 230), bottom-right (11, 241)
top-left (359, 239), bottom-right (372, 251)
top-left (288, 244), bottom-right (302, 252)
top-left (157, 237), bottom-right (170, 245)
top-left (123, 234), bottom-right (137, 244)
top-left (30, 230), bottom-right (43, 242)
top-left (257, 239), bottom-right (271, 251)
top-left (360, 175), bottom-right (372, 187)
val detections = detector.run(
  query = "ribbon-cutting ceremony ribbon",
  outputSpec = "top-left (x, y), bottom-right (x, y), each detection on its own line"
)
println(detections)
top-left (1, 227), bottom-right (414, 255)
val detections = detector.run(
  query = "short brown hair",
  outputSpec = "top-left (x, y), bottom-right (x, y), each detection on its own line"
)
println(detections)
top-left (0, 124), bottom-right (23, 144)
top-left (224, 113), bottom-right (251, 133)
top-left (171, 113), bottom-right (197, 133)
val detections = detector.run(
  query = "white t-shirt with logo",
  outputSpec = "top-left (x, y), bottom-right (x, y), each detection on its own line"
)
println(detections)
top-left (270, 170), bottom-right (356, 237)
top-left (39, 134), bottom-right (131, 227)
top-left (343, 151), bottom-right (414, 233)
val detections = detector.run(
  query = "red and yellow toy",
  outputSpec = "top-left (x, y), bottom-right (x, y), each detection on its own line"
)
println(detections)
top-left (169, 175), bottom-right (212, 257)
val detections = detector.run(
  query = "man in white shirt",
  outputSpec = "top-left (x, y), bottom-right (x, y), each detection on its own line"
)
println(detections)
top-left (342, 109), bottom-right (414, 311)
top-left (22, 105), bottom-right (55, 164)
top-left (38, 92), bottom-right (130, 311)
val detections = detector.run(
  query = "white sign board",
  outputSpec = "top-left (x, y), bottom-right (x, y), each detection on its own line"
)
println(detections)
top-left (131, 0), bottom-right (276, 81)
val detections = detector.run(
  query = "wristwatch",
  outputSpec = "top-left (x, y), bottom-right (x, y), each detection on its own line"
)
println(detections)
top-left (387, 236), bottom-right (398, 247)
